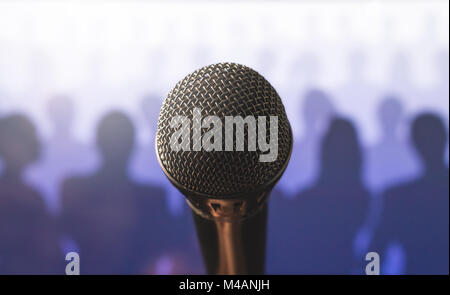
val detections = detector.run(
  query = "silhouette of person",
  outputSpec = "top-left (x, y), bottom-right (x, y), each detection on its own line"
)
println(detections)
top-left (130, 96), bottom-right (203, 274)
top-left (130, 95), bottom-right (161, 181)
top-left (371, 113), bottom-right (449, 274)
top-left (278, 89), bottom-right (335, 197)
top-left (386, 51), bottom-right (422, 110)
top-left (27, 96), bottom-right (98, 214)
top-left (60, 111), bottom-right (170, 274)
top-left (283, 51), bottom-right (323, 140)
top-left (266, 186), bottom-right (295, 274)
top-left (272, 118), bottom-right (370, 274)
top-left (431, 50), bottom-right (449, 118)
top-left (0, 114), bottom-right (62, 274)
top-left (269, 91), bottom-right (334, 273)
top-left (365, 96), bottom-right (419, 194)
top-left (131, 95), bottom-right (185, 216)
top-left (356, 97), bottom-right (418, 267)
top-left (335, 50), bottom-right (380, 142)
top-left (268, 90), bottom-right (334, 272)
top-left (425, 50), bottom-right (449, 165)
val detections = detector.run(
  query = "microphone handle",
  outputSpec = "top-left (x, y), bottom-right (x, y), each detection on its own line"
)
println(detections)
top-left (187, 193), bottom-right (269, 275)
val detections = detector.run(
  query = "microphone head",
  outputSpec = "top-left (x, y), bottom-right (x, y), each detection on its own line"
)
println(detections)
top-left (156, 63), bottom-right (292, 199)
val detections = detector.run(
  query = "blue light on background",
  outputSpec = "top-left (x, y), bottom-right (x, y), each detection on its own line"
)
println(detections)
top-left (0, 1), bottom-right (448, 274)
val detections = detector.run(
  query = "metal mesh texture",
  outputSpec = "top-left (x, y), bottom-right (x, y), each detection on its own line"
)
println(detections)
top-left (156, 63), bottom-right (292, 197)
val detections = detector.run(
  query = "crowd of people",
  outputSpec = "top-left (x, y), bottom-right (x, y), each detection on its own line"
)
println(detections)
top-left (0, 51), bottom-right (448, 274)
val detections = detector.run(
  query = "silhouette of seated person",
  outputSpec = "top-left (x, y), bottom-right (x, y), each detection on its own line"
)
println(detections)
top-left (371, 113), bottom-right (449, 274)
top-left (291, 117), bottom-right (370, 274)
top-left (60, 111), bottom-right (169, 274)
top-left (0, 114), bottom-right (62, 274)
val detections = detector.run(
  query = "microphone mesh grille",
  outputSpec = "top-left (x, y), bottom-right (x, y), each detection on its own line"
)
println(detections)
top-left (156, 63), bottom-right (292, 197)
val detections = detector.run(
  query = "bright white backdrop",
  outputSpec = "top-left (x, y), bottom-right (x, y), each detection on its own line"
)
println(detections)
top-left (0, 0), bottom-right (448, 144)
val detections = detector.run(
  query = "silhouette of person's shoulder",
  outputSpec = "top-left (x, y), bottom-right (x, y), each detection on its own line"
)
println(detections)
top-left (0, 178), bottom-right (45, 209)
top-left (378, 169), bottom-right (449, 274)
top-left (383, 166), bottom-right (449, 203)
top-left (375, 113), bottom-right (449, 274)
top-left (60, 172), bottom-right (169, 221)
top-left (380, 179), bottom-right (418, 227)
top-left (382, 167), bottom-right (449, 226)
top-left (292, 186), bottom-right (319, 211)
top-left (60, 172), bottom-right (96, 203)
top-left (134, 182), bottom-right (169, 218)
top-left (0, 180), bottom-right (50, 253)
top-left (134, 181), bottom-right (166, 203)
top-left (0, 180), bottom-right (62, 274)
top-left (299, 183), bottom-right (369, 206)
top-left (0, 177), bottom-right (50, 240)
top-left (61, 173), bottom-right (92, 189)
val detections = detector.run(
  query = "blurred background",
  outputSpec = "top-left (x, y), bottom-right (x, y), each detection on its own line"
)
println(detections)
top-left (0, 0), bottom-right (448, 274)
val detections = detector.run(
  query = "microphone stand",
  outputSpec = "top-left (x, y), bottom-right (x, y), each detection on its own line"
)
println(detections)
top-left (186, 192), bottom-right (269, 275)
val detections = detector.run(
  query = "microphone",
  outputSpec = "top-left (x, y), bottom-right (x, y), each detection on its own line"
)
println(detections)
top-left (155, 63), bottom-right (292, 274)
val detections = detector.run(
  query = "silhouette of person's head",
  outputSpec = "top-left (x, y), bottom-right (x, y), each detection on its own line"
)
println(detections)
top-left (411, 113), bottom-right (447, 173)
top-left (320, 117), bottom-right (362, 183)
top-left (378, 96), bottom-right (404, 139)
top-left (96, 111), bottom-right (135, 172)
top-left (302, 89), bottom-right (334, 136)
top-left (0, 114), bottom-right (40, 177)
top-left (46, 95), bottom-right (75, 137)
top-left (141, 95), bottom-right (161, 134)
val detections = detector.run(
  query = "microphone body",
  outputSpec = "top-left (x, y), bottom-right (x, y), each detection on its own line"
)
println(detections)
top-left (186, 191), bottom-right (269, 274)
top-left (155, 63), bottom-right (292, 274)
